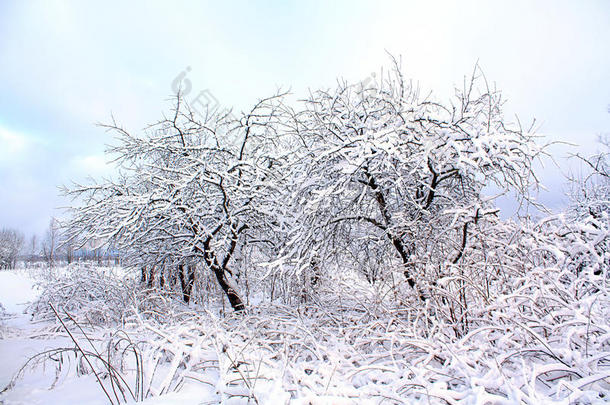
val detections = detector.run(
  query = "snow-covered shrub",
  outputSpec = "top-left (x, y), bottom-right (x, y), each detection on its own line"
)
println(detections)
top-left (27, 265), bottom-right (134, 326)
top-left (26, 264), bottom-right (197, 327)
top-left (128, 272), bottom-right (608, 403)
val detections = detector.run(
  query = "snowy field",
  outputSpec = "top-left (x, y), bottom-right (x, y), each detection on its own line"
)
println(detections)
top-left (0, 261), bottom-right (608, 404)
top-left (0, 269), bottom-right (110, 404)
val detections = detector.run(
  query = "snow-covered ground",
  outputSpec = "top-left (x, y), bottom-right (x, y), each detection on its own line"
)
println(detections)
top-left (1, 265), bottom-right (608, 404)
top-left (0, 270), bottom-right (106, 404)
top-left (0, 269), bottom-right (212, 405)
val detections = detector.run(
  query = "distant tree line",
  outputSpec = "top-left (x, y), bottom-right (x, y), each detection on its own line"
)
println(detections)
top-left (1, 217), bottom-right (120, 270)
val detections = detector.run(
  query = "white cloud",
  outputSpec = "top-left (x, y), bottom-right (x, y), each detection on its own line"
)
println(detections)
top-left (0, 126), bottom-right (32, 163)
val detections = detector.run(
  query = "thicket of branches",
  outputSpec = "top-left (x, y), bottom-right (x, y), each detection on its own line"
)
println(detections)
top-left (61, 62), bottom-right (606, 328)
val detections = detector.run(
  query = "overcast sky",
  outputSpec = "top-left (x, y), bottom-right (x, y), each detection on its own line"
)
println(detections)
top-left (1, 0), bottom-right (609, 237)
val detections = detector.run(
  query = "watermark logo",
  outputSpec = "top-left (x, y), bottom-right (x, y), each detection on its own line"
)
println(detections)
top-left (170, 66), bottom-right (236, 121)
top-left (359, 72), bottom-right (379, 97)
top-left (191, 89), bottom-right (220, 116)
top-left (171, 66), bottom-right (192, 96)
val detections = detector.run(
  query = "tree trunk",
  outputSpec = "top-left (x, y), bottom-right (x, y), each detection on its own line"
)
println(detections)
top-left (200, 238), bottom-right (246, 312)
top-left (210, 263), bottom-right (245, 311)
top-left (178, 264), bottom-right (196, 303)
top-left (147, 266), bottom-right (155, 288)
top-left (363, 167), bottom-right (419, 291)
top-left (159, 267), bottom-right (165, 289)
top-left (389, 235), bottom-right (416, 289)
top-left (140, 266), bottom-right (147, 284)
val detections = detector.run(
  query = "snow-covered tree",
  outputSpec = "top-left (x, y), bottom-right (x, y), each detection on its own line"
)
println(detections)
top-left (0, 227), bottom-right (24, 269)
top-left (63, 92), bottom-right (291, 311)
top-left (41, 217), bottom-right (60, 268)
top-left (277, 63), bottom-right (541, 301)
top-left (563, 137), bottom-right (609, 280)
